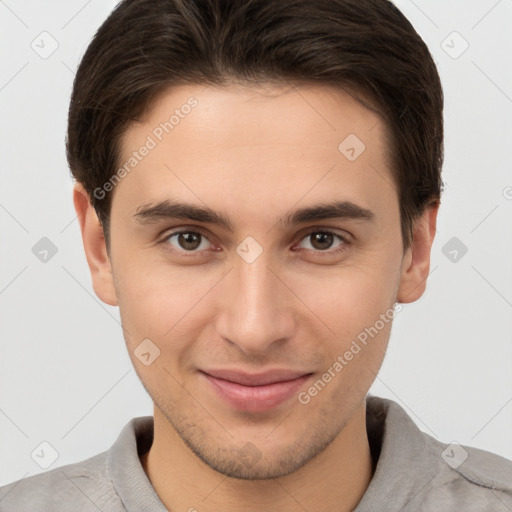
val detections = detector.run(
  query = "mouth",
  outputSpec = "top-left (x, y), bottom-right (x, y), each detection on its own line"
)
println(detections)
top-left (198, 369), bottom-right (314, 413)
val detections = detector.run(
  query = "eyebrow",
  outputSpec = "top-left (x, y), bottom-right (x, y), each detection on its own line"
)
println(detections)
top-left (133, 199), bottom-right (375, 231)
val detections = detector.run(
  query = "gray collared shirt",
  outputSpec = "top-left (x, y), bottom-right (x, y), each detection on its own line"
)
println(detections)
top-left (1, 395), bottom-right (511, 511)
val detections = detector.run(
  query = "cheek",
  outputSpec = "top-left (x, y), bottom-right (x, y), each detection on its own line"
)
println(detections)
top-left (113, 258), bottom-right (216, 352)
top-left (113, 263), bottom-right (171, 346)
top-left (291, 260), bottom-right (399, 388)
top-left (294, 258), bottom-right (399, 327)
top-left (114, 268), bottom-right (195, 394)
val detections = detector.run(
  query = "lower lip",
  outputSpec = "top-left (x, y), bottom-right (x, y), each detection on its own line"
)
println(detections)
top-left (200, 372), bottom-right (312, 413)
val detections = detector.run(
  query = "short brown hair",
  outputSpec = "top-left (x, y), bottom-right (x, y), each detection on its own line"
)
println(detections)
top-left (66, 0), bottom-right (444, 251)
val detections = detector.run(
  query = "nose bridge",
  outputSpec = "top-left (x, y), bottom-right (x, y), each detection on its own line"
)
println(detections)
top-left (215, 247), bottom-right (295, 353)
top-left (237, 252), bottom-right (276, 320)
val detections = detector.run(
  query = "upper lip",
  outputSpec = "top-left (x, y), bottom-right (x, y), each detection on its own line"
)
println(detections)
top-left (201, 369), bottom-right (312, 386)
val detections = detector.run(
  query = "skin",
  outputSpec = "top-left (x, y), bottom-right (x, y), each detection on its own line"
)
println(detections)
top-left (73, 82), bottom-right (438, 512)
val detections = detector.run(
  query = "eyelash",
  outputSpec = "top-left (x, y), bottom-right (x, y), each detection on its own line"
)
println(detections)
top-left (159, 227), bottom-right (351, 258)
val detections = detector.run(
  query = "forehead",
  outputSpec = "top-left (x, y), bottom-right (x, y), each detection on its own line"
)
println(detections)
top-left (113, 82), bottom-right (396, 224)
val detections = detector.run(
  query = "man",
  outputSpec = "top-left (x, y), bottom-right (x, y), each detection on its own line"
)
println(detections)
top-left (1, 0), bottom-right (511, 510)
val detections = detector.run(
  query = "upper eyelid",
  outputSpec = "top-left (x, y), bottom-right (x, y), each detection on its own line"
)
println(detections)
top-left (160, 226), bottom-right (216, 244)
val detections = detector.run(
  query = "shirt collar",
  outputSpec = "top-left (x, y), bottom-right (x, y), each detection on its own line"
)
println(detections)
top-left (355, 394), bottom-right (442, 511)
top-left (107, 414), bottom-right (167, 511)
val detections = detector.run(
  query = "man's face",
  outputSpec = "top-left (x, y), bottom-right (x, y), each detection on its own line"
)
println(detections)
top-left (82, 83), bottom-right (424, 479)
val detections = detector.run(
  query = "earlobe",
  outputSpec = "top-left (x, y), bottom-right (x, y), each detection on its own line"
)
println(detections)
top-left (396, 203), bottom-right (439, 304)
top-left (73, 183), bottom-right (118, 306)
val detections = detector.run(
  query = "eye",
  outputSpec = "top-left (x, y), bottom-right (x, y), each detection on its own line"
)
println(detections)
top-left (162, 230), bottom-right (214, 255)
top-left (294, 229), bottom-right (349, 254)
top-left (160, 227), bottom-right (350, 257)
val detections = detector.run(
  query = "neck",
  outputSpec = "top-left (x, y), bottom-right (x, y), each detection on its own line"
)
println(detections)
top-left (141, 401), bottom-right (374, 512)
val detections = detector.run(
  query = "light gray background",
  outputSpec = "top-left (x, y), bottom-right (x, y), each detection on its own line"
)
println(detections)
top-left (0, 0), bottom-right (511, 486)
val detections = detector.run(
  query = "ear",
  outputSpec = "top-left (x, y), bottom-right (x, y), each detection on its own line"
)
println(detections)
top-left (73, 182), bottom-right (118, 306)
top-left (397, 202), bottom-right (439, 304)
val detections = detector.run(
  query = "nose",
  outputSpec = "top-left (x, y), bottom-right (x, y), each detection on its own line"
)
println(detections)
top-left (214, 250), bottom-right (296, 355)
